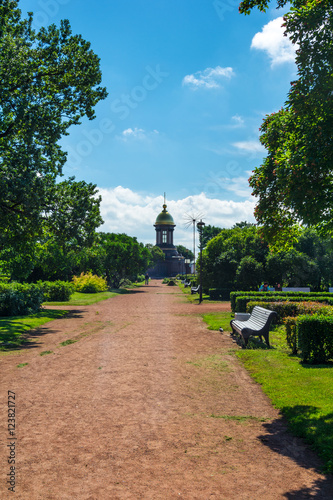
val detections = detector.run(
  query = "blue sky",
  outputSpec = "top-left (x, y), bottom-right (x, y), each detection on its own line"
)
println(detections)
top-left (19, 0), bottom-right (296, 248)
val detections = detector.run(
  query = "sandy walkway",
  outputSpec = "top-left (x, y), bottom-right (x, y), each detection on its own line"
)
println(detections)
top-left (1, 280), bottom-right (332, 499)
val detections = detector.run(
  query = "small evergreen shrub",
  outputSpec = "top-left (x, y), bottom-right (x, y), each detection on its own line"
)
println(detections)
top-left (72, 272), bottom-right (108, 293)
top-left (0, 283), bottom-right (44, 316)
top-left (297, 314), bottom-right (333, 364)
top-left (167, 279), bottom-right (176, 286)
top-left (38, 280), bottom-right (74, 302)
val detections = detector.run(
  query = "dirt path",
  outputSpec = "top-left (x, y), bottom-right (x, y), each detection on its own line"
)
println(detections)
top-left (1, 280), bottom-right (332, 499)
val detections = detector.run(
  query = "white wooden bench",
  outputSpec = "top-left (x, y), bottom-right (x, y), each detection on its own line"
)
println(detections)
top-left (191, 284), bottom-right (201, 295)
top-left (230, 306), bottom-right (277, 348)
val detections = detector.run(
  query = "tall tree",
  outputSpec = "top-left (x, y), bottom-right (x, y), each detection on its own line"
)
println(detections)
top-left (0, 0), bottom-right (107, 248)
top-left (240, 0), bottom-right (333, 245)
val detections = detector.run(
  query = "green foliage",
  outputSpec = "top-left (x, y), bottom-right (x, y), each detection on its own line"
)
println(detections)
top-left (167, 279), bottom-right (176, 286)
top-left (243, 0), bottom-right (333, 243)
top-left (235, 256), bottom-right (264, 290)
top-left (0, 308), bottom-right (67, 350)
top-left (176, 245), bottom-right (194, 261)
top-left (0, 1), bottom-right (107, 250)
top-left (38, 280), bottom-right (74, 302)
top-left (72, 272), bottom-right (108, 293)
top-left (91, 233), bottom-right (151, 288)
top-left (149, 245), bottom-right (165, 264)
top-left (0, 283), bottom-right (44, 316)
top-left (202, 225), bottom-right (269, 291)
top-left (298, 314), bottom-right (333, 364)
top-left (209, 288), bottom-right (232, 301)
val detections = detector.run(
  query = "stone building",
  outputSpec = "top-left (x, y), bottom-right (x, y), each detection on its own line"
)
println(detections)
top-left (148, 202), bottom-right (185, 278)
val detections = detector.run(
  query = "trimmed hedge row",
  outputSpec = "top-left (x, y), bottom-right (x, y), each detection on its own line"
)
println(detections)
top-left (0, 283), bottom-right (44, 316)
top-left (230, 290), bottom-right (333, 313)
top-left (298, 315), bottom-right (333, 364)
top-left (209, 288), bottom-right (233, 301)
top-left (235, 295), bottom-right (331, 313)
top-left (245, 300), bottom-right (333, 363)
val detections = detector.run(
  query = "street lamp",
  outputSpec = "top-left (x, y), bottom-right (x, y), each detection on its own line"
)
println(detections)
top-left (184, 258), bottom-right (190, 281)
top-left (197, 219), bottom-right (205, 304)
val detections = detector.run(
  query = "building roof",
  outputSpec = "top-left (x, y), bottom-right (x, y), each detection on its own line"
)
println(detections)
top-left (154, 204), bottom-right (175, 226)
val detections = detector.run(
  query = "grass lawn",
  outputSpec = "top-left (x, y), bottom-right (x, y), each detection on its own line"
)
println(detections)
top-left (203, 310), bottom-right (333, 473)
top-left (0, 309), bottom-right (68, 351)
top-left (177, 282), bottom-right (210, 303)
top-left (44, 283), bottom-right (145, 306)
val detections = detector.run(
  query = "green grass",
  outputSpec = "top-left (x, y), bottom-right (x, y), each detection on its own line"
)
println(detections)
top-left (59, 338), bottom-right (78, 346)
top-left (0, 309), bottom-right (68, 351)
top-left (202, 311), bottom-right (234, 332)
top-left (17, 362), bottom-right (28, 368)
top-left (43, 290), bottom-right (125, 306)
top-left (177, 282), bottom-right (210, 303)
top-left (202, 310), bottom-right (333, 472)
top-left (40, 350), bottom-right (53, 356)
top-left (237, 347), bottom-right (333, 472)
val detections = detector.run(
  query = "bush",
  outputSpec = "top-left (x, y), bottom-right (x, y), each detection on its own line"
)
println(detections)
top-left (297, 314), bottom-right (333, 364)
top-left (0, 283), bottom-right (44, 316)
top-left (247, 300), bottom-right (333, 324)
top-left (38, 280), bottom-right (74, 302)
top-left (284, 317), bottom-right (298, 354)
top-left (72, 272), bottom-right (108, 293)
top-left (230, 291), bottom-right (333, 313)
top-left (167, 279), bottom-right (176, 286)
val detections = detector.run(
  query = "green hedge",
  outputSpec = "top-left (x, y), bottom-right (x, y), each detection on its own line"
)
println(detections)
top-left (235, 295), bottom-right (330, 313)
top-left (247, 300), bottom-right (333, 324)
top-left (230, 291), bottom-right (333, 313)
top-left (297, 314), bottom-right (333, 364)
top-left (38, 280), bottom-right (74, 302)
top-left (0, 283), bottom-right (44, 316)
top-left (209, 288), bottom-right (233, 301)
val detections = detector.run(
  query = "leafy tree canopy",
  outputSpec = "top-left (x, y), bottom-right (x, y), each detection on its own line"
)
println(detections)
top-left (240, 0), bottom-right (333, 246)
top-left (0, 0), bottom-right (107, 246)
top-left (176, 245), bottom-right (194, 261)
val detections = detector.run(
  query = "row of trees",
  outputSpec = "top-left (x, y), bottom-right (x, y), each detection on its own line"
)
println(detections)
top-left (0, 1), bottom-right (107, 268)
top-left (0, 2), bottom-right (172, 287)
top-left (200, 224), bottom-right (333, 291)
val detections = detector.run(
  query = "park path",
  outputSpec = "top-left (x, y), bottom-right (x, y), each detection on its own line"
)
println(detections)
top-left (1, 280), bottom-right (332, 499)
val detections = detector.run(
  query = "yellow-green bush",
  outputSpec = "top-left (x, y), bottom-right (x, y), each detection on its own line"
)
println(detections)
top-left (72, 272), bottom-right (108, 293)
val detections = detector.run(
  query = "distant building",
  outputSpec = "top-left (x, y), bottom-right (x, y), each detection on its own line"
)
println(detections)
top-left (148, 202), bottom-right (185, 277)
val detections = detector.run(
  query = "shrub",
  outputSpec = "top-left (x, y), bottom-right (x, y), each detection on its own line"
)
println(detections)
top-left (167, 279), bottom-right (176, 286)
top-left (284, 317), bottom-right (298, 354)
top-left (72, 272), bottom-right (108, 293)
top-left (209, 288), bottom-right (232, 301)
top-left (119, 278), bottom-right (133, 288)
top-left (297, 314), bottom-right (333, 364)
top-left (0, 283), bottom-right (44, 316)
top-left (38, 280), bottom-right (74, 302)
top-left (247, 301), bottom-right (333, 324)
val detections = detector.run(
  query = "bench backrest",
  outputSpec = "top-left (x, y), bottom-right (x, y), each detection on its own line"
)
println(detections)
top-left (250, 306), bottom-right (277, 326)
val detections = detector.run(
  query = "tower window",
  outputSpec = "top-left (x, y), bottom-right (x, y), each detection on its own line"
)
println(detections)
top-left (162, 230), bottom-right (167, 243)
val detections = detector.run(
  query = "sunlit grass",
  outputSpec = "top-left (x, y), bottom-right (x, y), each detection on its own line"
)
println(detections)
top-left (202, 310), bottom-right (333, 472)
top-left (0, 309), bottom-right (68, 351)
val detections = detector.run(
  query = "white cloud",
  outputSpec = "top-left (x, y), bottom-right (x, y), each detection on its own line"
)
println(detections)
top-left (182, 66), bottom-right (235, 89)
top-left (97, 186), bottom-right (256, 248)
top-left (232, 140), bottom-right (265, 154)
top-left (231, 115), bottom-right (245, 128)
top-left (251, 17), bottom-right (297, 67)
top-left (117, 128), bottom-right (159, 141)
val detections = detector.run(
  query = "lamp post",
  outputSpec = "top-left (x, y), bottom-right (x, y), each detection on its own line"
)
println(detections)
top-left (197, 219), bottom-right (205, 304)
top-left (184, 258), bottom-right (190, 281)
